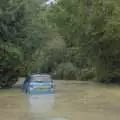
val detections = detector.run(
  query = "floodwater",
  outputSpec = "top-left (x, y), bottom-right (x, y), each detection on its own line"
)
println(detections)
top-left (1, 80), bottom-right (120, 120)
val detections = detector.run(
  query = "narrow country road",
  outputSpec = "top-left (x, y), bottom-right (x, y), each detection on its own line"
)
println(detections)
top-left (0, 80), bottom-right (120, 120)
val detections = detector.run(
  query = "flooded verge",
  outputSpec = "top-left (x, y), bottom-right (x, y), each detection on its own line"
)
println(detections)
top-left (0, 80), bottom-right (120, 120)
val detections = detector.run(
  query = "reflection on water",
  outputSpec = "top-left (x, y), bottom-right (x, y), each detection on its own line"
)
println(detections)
top-left (27, 94), bottom-right (55, 119)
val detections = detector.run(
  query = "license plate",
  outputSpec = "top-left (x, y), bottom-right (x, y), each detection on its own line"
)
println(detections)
top-left (36, 86), bottom-right (49, 89)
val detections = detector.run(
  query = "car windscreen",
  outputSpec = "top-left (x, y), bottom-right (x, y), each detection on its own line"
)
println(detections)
top-left (32, 75), bottom-right (51, 82)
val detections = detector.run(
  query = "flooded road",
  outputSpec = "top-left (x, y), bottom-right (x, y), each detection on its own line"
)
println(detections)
top-left (1, 80), bottom-right (120, 120)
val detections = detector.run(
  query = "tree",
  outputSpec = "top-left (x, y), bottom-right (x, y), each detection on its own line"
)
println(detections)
top-left (31, 34), bottom-right (66, 74)
top-left (47, 0), bottom-right (120, 82)
top-left (0, 0), bottom-right (26, 88)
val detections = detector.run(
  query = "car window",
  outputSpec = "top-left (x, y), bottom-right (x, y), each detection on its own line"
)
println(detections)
top-left (32, 75), bottom-right (51, 82)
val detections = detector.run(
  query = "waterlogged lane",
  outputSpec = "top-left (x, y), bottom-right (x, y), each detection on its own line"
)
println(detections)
top-left (1, 81), bottom-right (120, 120)
top-left (47, 81), bottom-right (120, 120)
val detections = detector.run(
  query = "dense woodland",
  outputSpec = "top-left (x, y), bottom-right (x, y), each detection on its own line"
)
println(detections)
top-left (0, 0), bottom-right (120, 88)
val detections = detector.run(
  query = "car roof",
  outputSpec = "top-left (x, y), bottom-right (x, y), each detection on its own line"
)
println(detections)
top-left (31, 74), bottom-right (51, 77)
top-left (30, 74), bottom-right (52, 82)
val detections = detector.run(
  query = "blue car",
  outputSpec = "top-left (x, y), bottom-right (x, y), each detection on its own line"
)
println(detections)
top-left (22, 74), bottom-right (54, 95)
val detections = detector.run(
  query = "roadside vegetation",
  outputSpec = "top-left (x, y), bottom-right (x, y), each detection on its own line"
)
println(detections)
top-left (0, 0), bottom-right (120, 88)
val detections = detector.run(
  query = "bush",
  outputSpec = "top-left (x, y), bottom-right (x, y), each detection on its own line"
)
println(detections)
top-left (99, 68), bottom-right (120, 83)
top-left (53, 62), bottom-right (78, 80)
top-left (0, 43), bottom-right (23, 88)
top-left (81, 68), bottom-right (96, 81)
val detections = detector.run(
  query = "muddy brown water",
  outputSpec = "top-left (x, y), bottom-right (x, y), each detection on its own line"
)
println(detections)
top-left (1, 80), bottom-right (120, 120)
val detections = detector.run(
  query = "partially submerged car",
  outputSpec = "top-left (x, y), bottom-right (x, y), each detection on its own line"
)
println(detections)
top-left (22, 74), bottom-right (54, 95)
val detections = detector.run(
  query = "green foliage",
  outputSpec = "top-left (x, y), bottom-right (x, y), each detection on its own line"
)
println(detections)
top-left (31, 36), bottom-right (66, 73)
top-left (46, 0), bottom-right (120, 82)
top-left (0, 0), bottom-right (26, 88)
top-left (0, 0), bottom-right (53, 88)
top-left (53, 62), bottom-right (78, 80)
top-left (81, 68), bottom-right (96, 81)
top-left (87, 0), bottom-right (120, 82)
top-left (1, 0), bottom-right (120, 87)
top-left (0, 43), bottom-right (23, 88)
